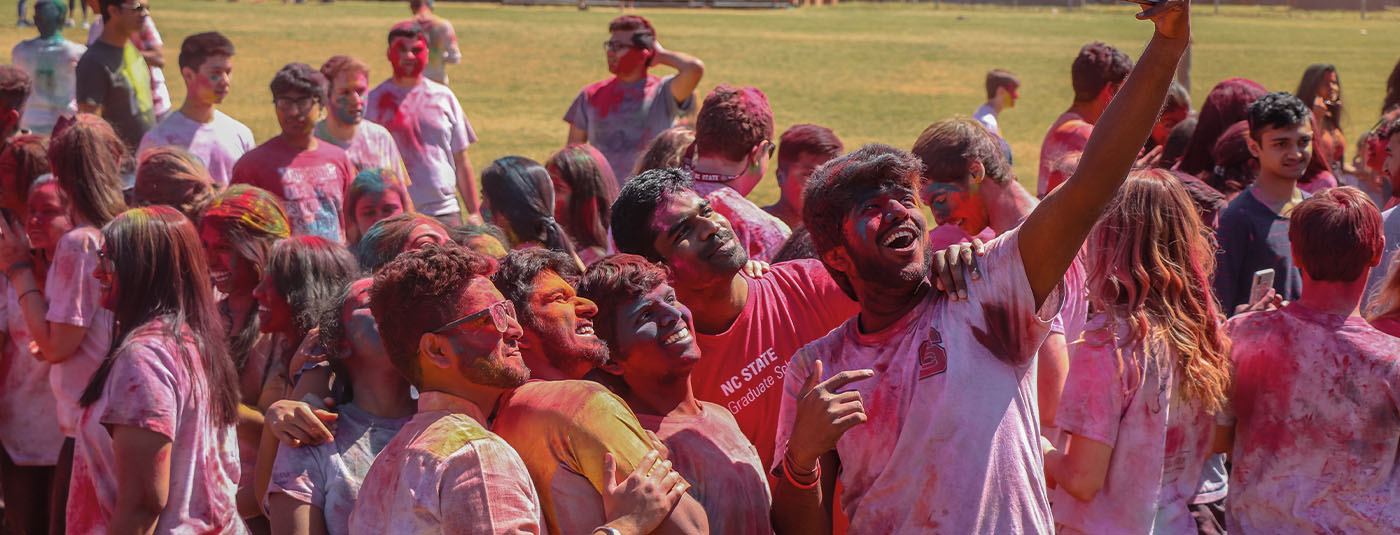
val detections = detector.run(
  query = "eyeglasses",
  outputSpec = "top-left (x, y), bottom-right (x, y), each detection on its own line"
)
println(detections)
top-left (274, 96), bottom-right (318, 112)
top-left (432, 300), bottom-right (516, 334)
top-left (603, 40), bottom-right (635, 53)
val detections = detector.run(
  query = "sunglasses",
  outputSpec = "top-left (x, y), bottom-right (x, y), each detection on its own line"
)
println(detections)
top-left (603, 40), bottom-right (636, 53)
top-left (432, 299), bottom-right (516, 334)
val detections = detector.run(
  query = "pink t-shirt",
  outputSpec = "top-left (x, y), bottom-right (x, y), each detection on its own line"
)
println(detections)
top-left (692, 259), bottom-right (859, 474)
top-left (45, 225), bottom-right (116, 436)
top-left (230, 136), bottom-right (355, 243)
top-left (66, 320), bottom-right (245, 535)
top-left (1052, 314), bottom-right (1216, 535)
top-left (0, 281), bottom-right (64, 465)
top-left (693, 181), bottom-right (792, 263)
top-left (1218, 304), bottom-right (1400, 533)
top-left (1038, 111), bottom-right (1093, 197)
top-left (635, 402), bottom-right (773, 535)
top-left (348, 391), bottom-right (542, 535)
top-left (774, 231), bottom-right (1062, 533)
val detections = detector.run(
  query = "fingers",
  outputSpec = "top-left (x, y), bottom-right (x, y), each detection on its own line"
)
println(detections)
top-left (1137, 0), bottom-right (1182, 20)
top-left (664, 477), bottom-right (690, 508)
top-left (932, 248), bottom-right (950, 293)
top-left (799, 360), bottom-right (824, 397)
top-left (950, 246), bottom-right (969, 301)
top-left (818, 368), bottom-right (875, 392)
top-left (963, 240), bottom-right (982, 279)
top-left (603, 452), bottom-right (619, 492)
top-left (831, 410), bottom-right (869, 430)
top-left (634, 449), bottom-right (661, 482)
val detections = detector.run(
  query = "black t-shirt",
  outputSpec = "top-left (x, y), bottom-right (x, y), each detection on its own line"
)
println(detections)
top-left (75, 40), bottom-right (155, 153)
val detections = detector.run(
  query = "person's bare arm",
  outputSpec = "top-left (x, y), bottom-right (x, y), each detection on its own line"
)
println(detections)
top-left (140, 44), bottom-right (164, 68)
top-left (567, 124), bottom-right (588, 145)
top-left (1042, 434), bottom-right (1113, 502)
top-left (1018, 0), bottom-right (1190, 307)
top-left (267, 493), bottom-right (326, 535)
top-left (772, 451), bottom-right (839, 535)
top-left (453, 149), bottom-right (480, 219)
top-left (1037, 333), bottom-right (1069, 427)
top-left (107, 425), bottom-right (172, 535)
top-left (1211, 425), bottom-right (1234, 455)
top-left (772, 361), bottom-right (872, 534)
top-left (654, 42), bottom-right (704, 105)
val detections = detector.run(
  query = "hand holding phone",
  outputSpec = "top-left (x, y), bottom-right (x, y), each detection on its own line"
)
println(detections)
top-left (1249, 269), bottom-right (1275, 306)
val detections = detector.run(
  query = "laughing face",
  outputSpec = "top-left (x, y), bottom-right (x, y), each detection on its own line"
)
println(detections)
top-left (920, 179), bottom-right (989, 236)
top-left (436, 276), bottom-right (530, 389)
top-left (519, 269), bottom-right (609, 378)
top-left (610, 282), bottom-right (700, 381)
top-left (199, 223), bottom-right (260, 296)
top-left (836, 182), bottom-right (930, 292)
top-left (649, 189), bottom-right (748, 286)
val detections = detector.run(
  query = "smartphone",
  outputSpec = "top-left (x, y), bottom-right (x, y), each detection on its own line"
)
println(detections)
top-left (1249, 269), bottom-right (1275, 306)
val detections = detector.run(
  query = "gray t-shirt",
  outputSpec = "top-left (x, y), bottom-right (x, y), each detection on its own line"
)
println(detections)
top-left (267, 403), bottom-right (411, 535)
top-left (564, 74), bottom-right (694, 184)
top-left (75, 39), bottom-right (155, 153)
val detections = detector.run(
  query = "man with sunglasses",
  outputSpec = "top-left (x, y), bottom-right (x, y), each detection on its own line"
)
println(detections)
top-left (564, 15), bottom-right (703, 183)
top-left (75, 0), bottom-right (155, 154)
top-left (231, 63), bottom-right (355, 243)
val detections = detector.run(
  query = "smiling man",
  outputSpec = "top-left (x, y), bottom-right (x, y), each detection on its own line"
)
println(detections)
top-left (138, 32), bottom-right (254, 187)
top-left (316, 56), bottom-right (408, 183)
top-left (1214, 91), bottom-right (1314, 313)
top-left (770, 2), bottom-right (1190, 532)
top-left (230, 63), bottom-right (355, 243)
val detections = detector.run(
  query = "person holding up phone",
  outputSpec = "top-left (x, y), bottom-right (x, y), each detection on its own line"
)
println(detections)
top-left (564, 15), bottom-right (705, 184)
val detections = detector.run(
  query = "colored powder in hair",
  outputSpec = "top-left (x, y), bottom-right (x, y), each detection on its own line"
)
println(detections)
top-left (208, 189), bottom-right (291, 238)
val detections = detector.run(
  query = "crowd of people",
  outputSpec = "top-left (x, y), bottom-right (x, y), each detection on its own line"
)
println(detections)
top-left (0, 0), bottom-right (1398, 533)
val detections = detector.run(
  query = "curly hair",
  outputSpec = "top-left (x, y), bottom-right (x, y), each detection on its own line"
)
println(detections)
top-left (803, 143), bottom-right (925, 300)
top-left (491, 248), bottom-right (582, 327)
top-left (911, 117), bottom-right (1013, 186)
top-left (1071, 42), bottom-right (1132, 103)
top-left (575, 254), bottom-right (669, 360)
top-left (695, 84), bottom-right (774, 162)
top-left (611, 167), bottom-right (694, 262)
top-left (1247, 91), bottom-right (1311, 142)
top-left (1084, 169), bottom-right (1231, 415)
top-left (370, 244), bottom-right (496, 386)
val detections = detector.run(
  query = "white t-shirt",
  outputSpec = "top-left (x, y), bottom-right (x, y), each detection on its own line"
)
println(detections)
top-left (45, 225), bottom-right (115, 437)
top-left (1052, 314), bottom-right (1216, 535)
top-left (0, 280), bottom-right (64, 465)
top-left (974, 102), bottom-right (999, 135)
top-left (773, 230), bottom-right (1062, 533)
top-left (364, 79), bottom-right (476, 217)
top-left (11, 36), bottom-right (86, 134)
top-left (138, 110), bottom-right (256, 186)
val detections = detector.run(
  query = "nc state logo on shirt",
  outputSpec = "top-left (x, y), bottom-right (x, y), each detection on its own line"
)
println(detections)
top-left (918, 328), bottom-right (948, 379)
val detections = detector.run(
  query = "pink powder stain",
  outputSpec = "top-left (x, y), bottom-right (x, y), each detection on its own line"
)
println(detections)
top-left (375, 91), bottom-right (426, 158)
top-left (585, 79), bottom-right (631, 120)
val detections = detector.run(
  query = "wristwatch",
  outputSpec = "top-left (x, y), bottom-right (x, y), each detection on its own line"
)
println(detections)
top-left (592, 527), bottom-right (622, 535)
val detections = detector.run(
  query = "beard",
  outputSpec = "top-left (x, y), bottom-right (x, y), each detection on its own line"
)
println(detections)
top-left (531, 316), bottom-right (610, 372)
top-left (463, 349), bottom-right (530, 389)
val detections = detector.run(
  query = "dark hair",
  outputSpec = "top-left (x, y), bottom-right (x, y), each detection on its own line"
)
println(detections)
top-left (1296, 64), bottom-right (1342, 131)
top-left (1290, 187), bottom-right (1383, 282)
top-left (134, 146), bottom-right (216, 222)
top-left (355, 212), bottom-right (448, 272)
top-left (343, 168), bottom-right (410, 245)
top-left (611, 167), bottom-right (694, 262)
top-left (1, 134), bottom-right (49, 210)
top-left (320, 55), bottom-right (370, 93)
top-left (1179, 78), bottom-right (1268, 175)
top-left (575, 254), bottom-right (669, 359)
top-left (547, 145), bottom-right (618, 253)
top-left (177, 32), bottom-right (234, 72)
top-left (1071, 42), bottom-right (1132, 103)
top-left (80, 206), bottom-right (239, 427)
top-left (387, 20), bottom-right (427, 46)
top-left (49, 114), bottom-right (127, 226)
top-left (633, 126), bottom-right (694, 177)
top-left (491, 248), bottom-right (582, 326)
top-left (985, 69), bottom-right (1019, 100)
top-left (1203, 121), bottom-right (1255, 196)
top-left (695, 84), bottom-right (774, 162)
top-left (199, 185), bottom-right (291, 370)
top-left (449, 222), bottom-right (508, 247)
top-left (1384, 58), bottom-right (1400, 115)
top-left (778, 124), bottom-right (844, 171)
top-left (1247, 92), bottom-right (1310, 142)
top-left (370, 244), bottom-right (496, 386)
top-left (803, 143), bottom-right (925, 300)
top-left (911, 117), bottom-right (1013, 186)
top-left (481, 156), bottom-right (578, 257)
top-left (266, 236), bottom-right (359, 336)
top-left (0, 66), bottom-right (32, 114)
top-left (1172, 170), bottom-right (1226, 225)
top-left (608, 14), bottom-right (655, 36)
top-left (771, 227), bottom-right (817, 263)
top-left (270, 63), bottom-right (327, 105)
top-left (1158, 116), bottom-right (1197, 170)
top-left (97, 0), bottom-right (122, 21)
top-left (315, 278), bottom-right (369, 404)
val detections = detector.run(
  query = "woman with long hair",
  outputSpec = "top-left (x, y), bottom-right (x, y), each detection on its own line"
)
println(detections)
top-left (0, 113), bottom-right (124, 535)
top-left (479, 155), bottom-right (581, 265)
top-left (547, 144), bottom-right (618, 266)
top-left (1200, 121), bottom-right (1257, 200)
top-left (633, 126), bottom-right (695, 178)
top-left (133, 146), bottom-right (218, 222)
top-left (265, 277), bottom-right (415, 535)
top-left (1381, 57), bottom-right (1400, 116)
top-left (67, 206), bottom-right (244, 533)
top-left (1043, 169), bottom-right (1231, 534)
top-left (1178, 78), bottom-right (1267, 176)
top-left (342, 168), bottom-right (412, 247)
top-left (198, 184), bottom-right (294, 523)
top-left (0, 133), bottom-right (50, 216)
top-left (1296, 64), bottom-right (1348, 187)
top-left (0, 176), bottom-right (71, 535)
top-left (353, 211), bottom-right (450, 272)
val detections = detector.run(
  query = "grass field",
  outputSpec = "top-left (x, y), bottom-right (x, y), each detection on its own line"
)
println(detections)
top-left (3, 1), bottom-right (1398, 204)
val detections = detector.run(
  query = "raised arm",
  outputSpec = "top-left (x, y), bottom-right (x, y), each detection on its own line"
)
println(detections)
top-left (654, 42), bottom-right (704, 106)
top-left (1018, 0), bottom-right (1190, 306)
